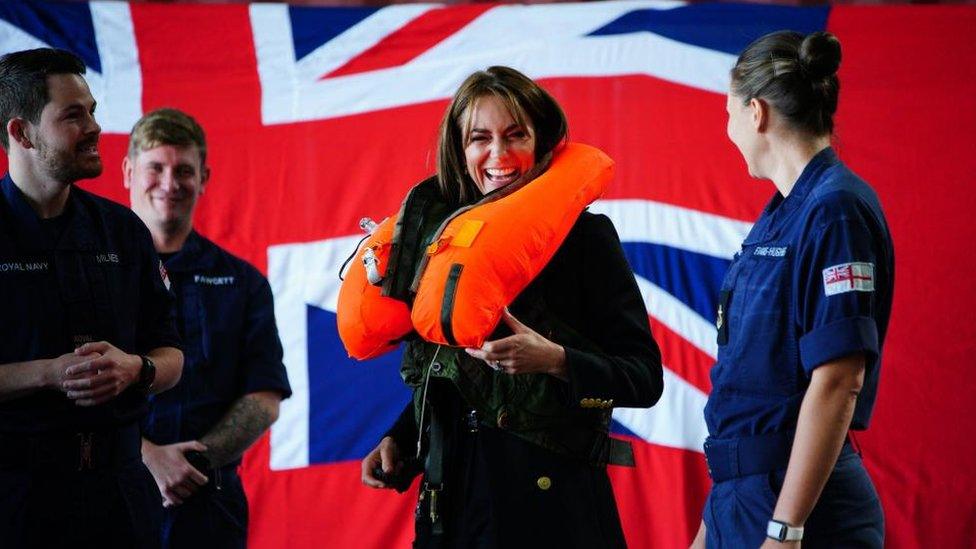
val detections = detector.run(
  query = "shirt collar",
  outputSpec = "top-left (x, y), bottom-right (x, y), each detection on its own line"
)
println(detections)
top-left (1, 173), bottom-right (94, 251)
top-left (743, 147), bottom-right (839, 245)
top-left (163, 230), bottom-right (218, 273)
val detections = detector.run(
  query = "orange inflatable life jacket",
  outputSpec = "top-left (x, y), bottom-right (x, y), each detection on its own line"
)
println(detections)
top-left (335, 215), bottom-right (412, 360)
top-left (335, 142), bottom-right (614, 359)
top-left (410, 142), bottom-right (614, 347)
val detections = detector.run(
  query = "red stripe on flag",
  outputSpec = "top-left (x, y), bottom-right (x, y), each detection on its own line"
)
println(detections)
top-left (243, 435), bottom-right (418, 548)
top-left (541, 75), bottom-right (769, 222)
top-left (76, 136), bottom-right (130, 206)
top-left (131, 3), bottom-right (262, 132)
top-left (610, 437), bottom-right (710, 549)
top-left (649, 317), bottom-right (713, 394)
top-left (325, 5), bottom-right (494, 79)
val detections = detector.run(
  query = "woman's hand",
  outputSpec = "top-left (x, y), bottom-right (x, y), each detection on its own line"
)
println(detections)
top-left (465, 308), bottom-right (567, 381)
top-left (361, 436), bottom-right (401, 489)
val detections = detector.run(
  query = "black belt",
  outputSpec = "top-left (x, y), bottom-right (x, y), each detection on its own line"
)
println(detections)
top-left (0, 423), bottom-right (141, 472)
top-left (704, 430), bottom-right (856, 483)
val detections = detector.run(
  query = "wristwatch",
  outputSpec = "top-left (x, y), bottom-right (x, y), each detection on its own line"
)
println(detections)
top-left (767, 520), bottom-right (804, 542)
top-left (137, 355), bottom-right (157, 394)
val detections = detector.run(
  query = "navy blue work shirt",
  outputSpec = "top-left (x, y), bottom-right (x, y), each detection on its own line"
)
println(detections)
top-left (142, 231), bottom-right (291, 460)
top-left (0, 174), bottom-right (181, 434)
top-left (705, 148), bottom-right (894, 439)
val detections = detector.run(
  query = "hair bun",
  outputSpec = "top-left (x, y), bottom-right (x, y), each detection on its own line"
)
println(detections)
top-left (799, 31), bottom-right (841, 80)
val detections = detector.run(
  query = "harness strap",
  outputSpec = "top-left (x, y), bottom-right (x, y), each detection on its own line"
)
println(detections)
top-left (425, 407), bottom-right (446, 535)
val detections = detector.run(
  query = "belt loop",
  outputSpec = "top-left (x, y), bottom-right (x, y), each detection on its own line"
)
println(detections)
top-left (728, 439), bottom-right (740, 479)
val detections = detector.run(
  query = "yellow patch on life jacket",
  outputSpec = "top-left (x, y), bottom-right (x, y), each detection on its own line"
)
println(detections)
top-left (450, 220), bottom-right (484, 248)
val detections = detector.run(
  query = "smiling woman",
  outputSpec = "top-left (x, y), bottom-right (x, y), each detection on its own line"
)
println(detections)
top-left (436, 65), bottom-right (567, 205)
top-left (462, 95), bottom-right (535, 194)
top-left (357, 66), bottom-right (663, 548)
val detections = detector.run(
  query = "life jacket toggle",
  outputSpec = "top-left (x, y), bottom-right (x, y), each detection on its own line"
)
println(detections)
top-left (362, 247), bottom-right (383, 286)
top-left (359, 217), bottom-right (379, 234)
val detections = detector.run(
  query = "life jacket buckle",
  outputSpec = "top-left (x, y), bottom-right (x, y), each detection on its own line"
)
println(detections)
top-left (77, 432), bottom-right (94, 471)
top-left (424, 482), bottom-right (443, 525)
top-left (425, 240), bottom-right (442, 255)
top-left (362, 247), bottom-right (384, 285)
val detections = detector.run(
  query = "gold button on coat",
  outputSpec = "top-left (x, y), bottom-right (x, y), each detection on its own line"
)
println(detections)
top-left (536, 476), bottom-right (552, 490)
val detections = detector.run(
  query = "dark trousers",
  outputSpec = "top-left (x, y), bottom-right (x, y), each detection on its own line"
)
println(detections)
top-left (160, 467), bottom-right (248, 549)
top-left (0, 456), bottom-right (162, 549)
top-left (704, 449), bottom-right (884, 548)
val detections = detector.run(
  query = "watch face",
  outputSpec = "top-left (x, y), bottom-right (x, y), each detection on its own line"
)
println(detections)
top-left (768, 520), bottom-right (796, 542)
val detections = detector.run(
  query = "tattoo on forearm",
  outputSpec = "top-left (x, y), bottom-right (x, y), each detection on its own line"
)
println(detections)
top-left (200, 394), bottom-right (276, 468)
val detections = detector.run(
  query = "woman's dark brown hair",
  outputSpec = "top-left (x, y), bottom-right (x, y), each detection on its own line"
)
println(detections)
top-left (436, 66), bottom-right (568, 205)
top-left (731, 31), bottom-right (842, 137)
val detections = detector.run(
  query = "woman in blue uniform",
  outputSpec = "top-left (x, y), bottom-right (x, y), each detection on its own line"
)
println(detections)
top-left (691, 31), bottom-right (894, 548)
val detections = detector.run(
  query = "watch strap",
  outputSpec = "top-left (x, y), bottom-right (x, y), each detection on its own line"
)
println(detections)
top-left (138, 355), bottom-right (156, 393)
top-left (767, 520), bottom-right (804, 542)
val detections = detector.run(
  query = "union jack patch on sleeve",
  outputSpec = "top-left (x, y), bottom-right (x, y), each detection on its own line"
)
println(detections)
top-left (823, 262), bottom-right (875, 296)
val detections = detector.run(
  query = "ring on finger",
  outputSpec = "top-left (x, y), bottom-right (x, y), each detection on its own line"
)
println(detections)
top-left (489, 360), bottom-right (501, 370)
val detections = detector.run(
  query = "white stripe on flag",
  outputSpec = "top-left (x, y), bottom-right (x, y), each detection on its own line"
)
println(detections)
top-left (0, 2), bottom-right (143, 133)
top-left (89, 1), bottom-right (143, 133)
top-left (592, 199), bottom-right (752, 261)
top-left (295, 4), bottom-right (437, 79)
top-left (613, 366), bottom-right (707, 452)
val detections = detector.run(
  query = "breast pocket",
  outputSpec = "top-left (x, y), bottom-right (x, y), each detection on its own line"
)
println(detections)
top-left (197, 286), bottom-right (247, 368)
top-left (101, 258), bottom-right (139, 348)
top-left (0, 258), bottom-right (51, 360)
top-left (725, 250), bottom-right (799, 394)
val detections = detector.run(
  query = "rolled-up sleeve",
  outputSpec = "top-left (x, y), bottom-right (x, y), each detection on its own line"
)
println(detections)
top-left (795, 214), bottom-right (880, 376)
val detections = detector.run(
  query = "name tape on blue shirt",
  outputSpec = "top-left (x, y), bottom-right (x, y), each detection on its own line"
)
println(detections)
top-left (194, 274), bottom-right (236, 286)
top-left (753, 246), bottom-right (788, 257)
top-left (0, 261), bottom-right (50, 273)
top-left (96, 253), bottom-right (120, 264)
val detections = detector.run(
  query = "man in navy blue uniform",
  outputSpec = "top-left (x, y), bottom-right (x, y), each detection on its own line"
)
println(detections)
top-left (124, 107), bottom-right (291, 548)
top-left (0, 48), bottom-right (184, 548)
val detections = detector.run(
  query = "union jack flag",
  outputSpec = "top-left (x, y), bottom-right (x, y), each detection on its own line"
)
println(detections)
top-left (823, 262), bottom-right (874, 296)
top-left (2, 1), bottom-right (974, 548)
